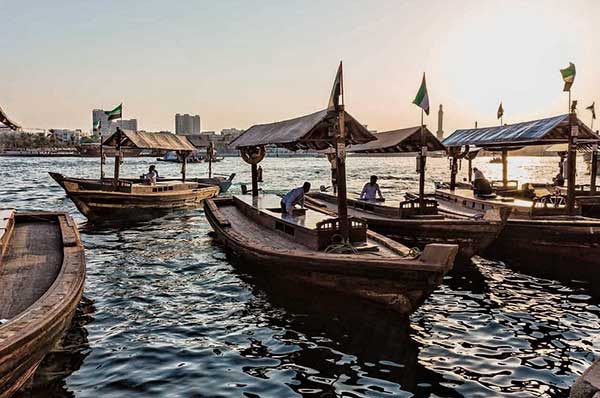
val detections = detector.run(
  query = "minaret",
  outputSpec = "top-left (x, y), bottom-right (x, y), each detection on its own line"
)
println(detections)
top-left (436, 104), bottom-right (444, 140)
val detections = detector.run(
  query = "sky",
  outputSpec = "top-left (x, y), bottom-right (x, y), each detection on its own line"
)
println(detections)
top-left (0, 0), bottom-right (599, 134)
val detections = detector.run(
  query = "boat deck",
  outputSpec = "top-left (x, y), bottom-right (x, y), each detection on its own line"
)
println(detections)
top-left (0, 218), bottom-right (62, 320)
top-left (223, 195), bottom-right (401, 257)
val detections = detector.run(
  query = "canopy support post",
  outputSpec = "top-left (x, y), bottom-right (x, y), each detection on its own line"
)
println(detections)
top-left (113, 128), bottom-right (122, 186)
top-left (468, 158), bottom-right (473, 182)
top-left (567, 112), bottom-right (578, 216)
top-left (418, 109), bottom-right (427, 212)
top-left (501, 149), bottom-right (508, 187)
top-left (336, 107), bottom-right (350, 243)
top-left (251, 163), bottom-right (259, 197)
top-left (591, 145), bottom-right (598, 195)
top-left (100, 134), bottom-right (105, 180)
top-left (450, 156), bottom-right (458, 190)
top-left (208, 142), bottom-right (213, 179)
top-left (181, 151), bottom-right (188, 182)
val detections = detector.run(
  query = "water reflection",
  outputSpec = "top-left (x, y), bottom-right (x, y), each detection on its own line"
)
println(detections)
top-left (24, 298), bottom-right (94, 398)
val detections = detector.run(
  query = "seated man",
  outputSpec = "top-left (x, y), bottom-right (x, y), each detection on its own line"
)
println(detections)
top-left (360, 175), bottom-right (384, 201)
top-left (472, 167), bottom-right (493, 195)
top-left (553, 172), bottom-right (565, 187)
top-left (280, 182), bottom-right (311, 214)
top-left (143, 165), bottom-right (159, 185)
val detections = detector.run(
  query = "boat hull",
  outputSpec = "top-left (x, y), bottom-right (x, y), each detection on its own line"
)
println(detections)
top-left (0, 212), bottom-right (86, 398)
top-left (205, 197), bottom-right (457, 315)
top-left (50, 173), bottom-right (219, 222)
top-left (305, 193), bottom-right (505, 263)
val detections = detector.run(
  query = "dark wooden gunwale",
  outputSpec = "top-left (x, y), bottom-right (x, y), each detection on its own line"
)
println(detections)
top-left (305, 192), bottom-right (507, 261)
top-left (0, 212), bottom-right (86, 398)
top-left (204, 197), bottom-right (458, 315)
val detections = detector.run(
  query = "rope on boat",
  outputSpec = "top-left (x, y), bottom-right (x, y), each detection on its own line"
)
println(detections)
top-left (324, 234), bottom-right (358, 254)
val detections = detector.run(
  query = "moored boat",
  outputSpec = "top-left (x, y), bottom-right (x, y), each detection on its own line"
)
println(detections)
top-left (206, 195), bottom-right (457, 315)
top-left (306, 191), bottom-right (507, 263)
top-left (50, 129), bottom-right (220, 222)
top-left (0, 209), bottom-right (86, 398)
top-left (206, 63), bottom-right (459, 315)
top-left (440, 112), bottom-right (600, 275)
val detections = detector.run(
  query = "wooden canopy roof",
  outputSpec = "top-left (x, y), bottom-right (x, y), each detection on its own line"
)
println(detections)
top-left (102, 130), bottom-right (196, 151)
top-left (230, 109), bottom-right (376, 151)
top-left (347, 126), bottom-right (445, 153)
top-left (185, 134), bottom-right (211, 148)
top-left (0, 106), bottom-right (20, 131)
top-left (443, 114), bottom-right (599, 149)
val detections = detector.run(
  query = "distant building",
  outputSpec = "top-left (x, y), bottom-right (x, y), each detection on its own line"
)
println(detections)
top-left (436, 104), bottom-right (444, 140)
top-left (50, 129), bottom-right (84, 144)
top-left (175, 114), bottom-right (201, 135)
top-left (116, 119), bottom-right (138, 131)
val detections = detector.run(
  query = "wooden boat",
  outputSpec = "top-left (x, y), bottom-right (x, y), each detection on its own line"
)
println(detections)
top-left (313, 126), bottom-right (506, 263)
top-left (440, 113), bottom-right (600, 274)
top-left (206, 195), bottom-right (457, 315)
top-left (0, 209), bottom-right (86, 398)
top-left (305, 191), bottom-right (507, 263)
top-left (50, 129), bottom-right (220, 222)
top-left (50, 172), bottom-right (219, 223)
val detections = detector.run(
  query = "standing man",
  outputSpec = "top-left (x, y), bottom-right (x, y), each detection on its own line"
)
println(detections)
top-left (360, 175), bottom-right (384, 201)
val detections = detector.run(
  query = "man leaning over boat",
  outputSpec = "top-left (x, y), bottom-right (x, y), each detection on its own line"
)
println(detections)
top-left (281, 182), bottom-right (311, 214)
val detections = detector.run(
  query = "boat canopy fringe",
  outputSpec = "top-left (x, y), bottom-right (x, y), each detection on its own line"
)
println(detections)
top-left (0, 105), bottom-right (21, 131)
top-left (102, 130), bottom-right (196, 151)
top-left (347, 126), bottom-right (445, 153)
top-left (443, 114), bottom-right (599, 149)
top-left (545, 143), bottom-right (597, 153)
top-left (230, 109), bottom-right (376, 151)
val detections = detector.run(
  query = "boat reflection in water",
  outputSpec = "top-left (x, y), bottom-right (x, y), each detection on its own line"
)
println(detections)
top-left (235, 267), bottom-right (460, 397)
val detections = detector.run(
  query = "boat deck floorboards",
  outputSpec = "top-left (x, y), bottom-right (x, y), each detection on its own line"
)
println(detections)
top-left (0, 221), bottom-right (62, 320)
top-left (219, 201), bottom-right (398, 258)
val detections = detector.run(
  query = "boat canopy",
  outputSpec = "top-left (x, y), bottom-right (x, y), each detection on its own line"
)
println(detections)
top-left (443, 114), bottom-right (599, 149)
top-left (185, 134), bottom-right (211, 148)
top-left (230, 109), bottom-right (376, 151)
top-left (102, 130), bottom-right (196, 151)
top-left (347, 126), bottom-right (445, 153)
top-left (0, 106), bottom-right (21, 131)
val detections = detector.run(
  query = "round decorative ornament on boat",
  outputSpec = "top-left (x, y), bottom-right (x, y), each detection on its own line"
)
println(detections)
top-left (240, 145), bottom-right (266, 165)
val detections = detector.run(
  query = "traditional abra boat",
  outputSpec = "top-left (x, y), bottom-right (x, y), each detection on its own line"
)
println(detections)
top-left (0, 209), bottom-right (86, 398)
top-left (205, 63), bottom-right (458, 315)
top-left (311, 127), bottom-right (507, 262)
top-left (50, 129), bottom-right (220, 222)
top-left (439, 112), bottom-right (600, 274)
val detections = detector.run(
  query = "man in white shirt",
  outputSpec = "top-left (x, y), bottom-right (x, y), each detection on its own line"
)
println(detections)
top-left (144, 165), bottom-right (159, 185)
top-left (281, 182), bottom-right (311, 214)
top-left (360, 175), bottom-right (384, 201)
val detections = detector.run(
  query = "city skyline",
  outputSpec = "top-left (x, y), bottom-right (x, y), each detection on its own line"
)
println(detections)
top-left (1, 0), bottom-right (599, 134)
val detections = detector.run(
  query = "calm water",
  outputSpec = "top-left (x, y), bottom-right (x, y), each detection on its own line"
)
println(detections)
top-left (1, 155), bottom-right (599, 398)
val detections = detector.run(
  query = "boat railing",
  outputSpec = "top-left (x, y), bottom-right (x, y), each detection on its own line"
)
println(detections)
top-left (398, 198), bottom-right (439, 219)
top-left (316, 217), bottom-right (367, 249)
top-left (491, 180), bottom-right (519, 191)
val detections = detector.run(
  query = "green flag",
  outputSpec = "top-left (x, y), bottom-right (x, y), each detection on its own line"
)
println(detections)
top-left (587, 102), bottom-right (596, 120)
top-left (327, 62), bottom-right (343, 111)
top-left (93, 119), bottom-right (101, 131)
top-left (413, 73), bottom-right (430, 115)
top-left (105, 103), bottom-right (122, 120)
top-left (560, 63), bottom-right (576, 92)
top-left (497, 102), bottom-right (504, 119)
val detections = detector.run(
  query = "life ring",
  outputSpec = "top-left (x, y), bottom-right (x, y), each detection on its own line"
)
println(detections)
top-left (240, 145), bottom-right (266, 165)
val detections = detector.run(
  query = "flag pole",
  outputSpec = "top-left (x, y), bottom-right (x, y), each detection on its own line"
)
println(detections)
top-left (99, 123), bottom-right (104, 180)
top-left (418, 108), bottom-right (426, 211)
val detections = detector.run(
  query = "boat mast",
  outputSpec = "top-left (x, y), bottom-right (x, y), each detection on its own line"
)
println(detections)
top-left (334, 62), bottom-right (350, 242)
top-left (567, 108), bottom-right (578, 216)
top-left (208, 142), bottom-right (213, 179)
top-left (418, 109), bottom-right (426, 209)
top-left (113, 127), bottom-right (122, 185)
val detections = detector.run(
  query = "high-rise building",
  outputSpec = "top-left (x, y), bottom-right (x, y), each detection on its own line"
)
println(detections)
top-left (175, 113), bottom-right (201, 135)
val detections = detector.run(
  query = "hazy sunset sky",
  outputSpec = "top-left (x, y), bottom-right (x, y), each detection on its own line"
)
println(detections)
top-left (1, 0), bottom-right (598, 134)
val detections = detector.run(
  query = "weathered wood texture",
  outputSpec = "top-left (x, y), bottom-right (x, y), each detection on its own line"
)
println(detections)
top-left (0, 213), bottom-right (86, 398)
top-left (204, 197), bottom-right (457, 315)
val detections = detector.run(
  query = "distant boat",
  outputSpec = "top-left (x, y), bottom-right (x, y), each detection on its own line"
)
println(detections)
top-left (50, 129), bottom-right (221, 223)
top-left (489, 156), bottom-right (502, 163)
top-left (0, 210), bottom-right (86, 398)
top-left (157, 151), bottom-right (203, 163)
